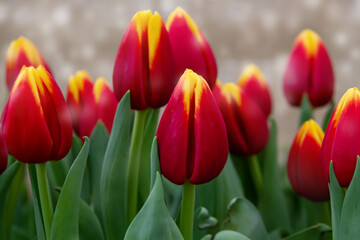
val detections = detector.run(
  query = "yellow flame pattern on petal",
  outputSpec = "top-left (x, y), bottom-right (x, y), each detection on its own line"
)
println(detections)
top-left (221, 83), bottom-right (241, 106)
top-left (296, 29), bottom-right (321, 58)
top-left (238, 64), bottom-right (267, 88)
top-left (296, 119), bottom-right (324, 147)
top-left (93, 77), bottom-right (110, 103)
top-left (148, 11), bottom-right (162, 69)
top-left (7, 36), bottom-right (43, 69)
top-left (68, 70), bottom-right (92, 103)
top-left (332, 88), bottom-right (360, 128)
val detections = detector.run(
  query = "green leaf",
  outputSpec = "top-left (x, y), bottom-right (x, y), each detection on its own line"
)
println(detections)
top-left (223, 197), bottom-right (268, 240)
top-left (100, 91), bottom-right (132, 240)
top-left (124, 172), bottom-right (183, 240)
top-left (79, 198), bottom-right (104, 240)
top-left (258, 118), bottom-right (291, 233)
top-left (213, 230), bottom-right (251, 240)
top-left (0, 161), bottom-right (22, 240)
top-left (322, 101), bottom-right (335, 131)
top-left (50, 137), bottom-right (90, 240)
top-left (88, 121), bottom-right (109, 222)
top-left (150, 137), bottom-right (160, 190)
top-left (339, 157), bottom-right (360, 239)
top-left (328, 161), bottom-right (344, 240)
top-left (283, 223), bottom-right (331, 240)
top-left (195, 207), bottom-right (218, 230)
top-left (299, 94), bottom-right (313, 127)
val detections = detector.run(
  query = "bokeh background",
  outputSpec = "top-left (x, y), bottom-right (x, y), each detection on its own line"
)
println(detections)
top-left (0, 0), bottom-right (359, 159)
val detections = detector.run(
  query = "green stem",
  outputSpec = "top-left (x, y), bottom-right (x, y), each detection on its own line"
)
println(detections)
top-left (36, 163), bottom-right (53, 240)
top-left (180, 181), bottom-right (195, 240)
top-left (249, 155), bottom-right (263, 195)
top-left (127, 110), bottom-right (147, 224)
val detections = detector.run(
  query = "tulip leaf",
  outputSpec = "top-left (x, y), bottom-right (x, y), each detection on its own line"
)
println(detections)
top-left (258, 117), bottom-right (291, 233)
top-left (79, 198), bottom-right (105, 240)
top-left (89, 121), bottom-right (109, 222)
top-left (150, 137), bottom-right (160, 190)
top-left (339, 157), bottom-right (360, 239)
top-left (195, 207), bottom-right (218, 230)
top-left (283, 223), bottom-right (331, 240)
top-left (223, 197), bottom-right (269, 240)
top-left (328, 161), bottom-right (344, 240)
top-left (50, 137), bottom-right (90, 240)
top-left (0, 161), bottom-right (22, 240)
top-left (322, 101), bottom-right (335, 131)
top-left (299, 94), bottom-right (313, 127)
top-left (100, 91), bottom-right (132, 240)
top-left (124, 172), bottom-right (183, 240)
top-left (213, 230), bottom-right (251, 240)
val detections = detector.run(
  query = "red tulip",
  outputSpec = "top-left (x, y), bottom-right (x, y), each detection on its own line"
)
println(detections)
top-left (213, 81), bottom-right (269, 156)
top-left (67, 70), bottom-right (94, 135)
top-left (321, 88), bottom-right (360, 187)
top-left (113, 10), bottom-right (176, 110)
top-left (1, 66), bottom-right (72, 163)
top-left (156, 70), bottom-right (228, 185)
top-left (0, 130), bottom-right (8, 174)
top-left (6, 37), bottom-right (52, 90)
top-left (166, 7), bottom-right (217, 89)
top-left (287, 119), bottom-right (329, 201)
top-left (79, 77), bottom-right (118, 137)
top-left (283, 29), bottom-right (334, 107)
top-left (237, 64), bottom-right (272, 116)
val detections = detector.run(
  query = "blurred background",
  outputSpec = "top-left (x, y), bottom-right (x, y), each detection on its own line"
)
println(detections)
top-left (0, 0), bottom-right (359, 159)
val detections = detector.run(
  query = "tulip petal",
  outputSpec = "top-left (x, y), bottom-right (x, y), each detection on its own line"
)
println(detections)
top-left (0, 131), bottom-right (8, 174)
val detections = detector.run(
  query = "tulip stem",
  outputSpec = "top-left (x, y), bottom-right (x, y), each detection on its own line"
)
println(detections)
top-left (180, 181), bottom-right (195, 240)
top-left (127, 110), bottom-right (147, 224)
top-left (36, 163), bottom-right (53, 240)
top-left (249, 155), bottom-right (263, 195)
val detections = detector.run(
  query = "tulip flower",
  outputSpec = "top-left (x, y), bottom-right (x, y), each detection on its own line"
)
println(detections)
top-left (287, 119), bottom-right (329, 201)
top-left (283, 29), bottom-right (334, 107)
top-left (156, 69), bottom-right (228, 185)
top-left (237, 64), bottom-right (272, 116)
top-left (79, 77), bottom-right (118, 137)
top-left (321, 88), bottom-right (360, 187)
top-left (0, 130), bottom-right (8, 174)
top-left (113, 10), bottom-right (176, 110)
top-left (167, 7), bottom-right (217, 89)
top-left (6, 36), bottom-right (52, 90)
top-left (213, 81), bottom-right (269, 156)
top-left (67, 70), bottom-right (94, 135)
top-left (1, 66), bottom-right (72, 163)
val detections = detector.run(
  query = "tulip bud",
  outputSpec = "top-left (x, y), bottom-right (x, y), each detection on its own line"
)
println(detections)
top-left (0, 130), bottom-right (8, 174)
top-left (79, 77), bottom-right (118, 137)
top-left (287, 120), bottom-right (329, 201)
top-left (237, 64), bottom-right (272, 117)
top-left (1, 66), bottom-right (72, 163)
top-left (6, 37), bottom-right (52, 90)
top-left (113, 10), bottom-right (176, 110)
top-left (67, 70), bottom-right (94, 135)
top-left (166, 7), bottom-right (217, 89)
top-left (156, 69), bottom-right (228, 185)
top-left (321, 88), bottom-right (360, 187)
top-left (213, 81), bottom-right (269, 156)
top-left (283, 29), bottom-right (334, 107)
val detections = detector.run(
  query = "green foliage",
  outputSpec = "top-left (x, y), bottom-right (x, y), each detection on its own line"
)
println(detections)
top-left (283, 223), bottom-right (331, 240)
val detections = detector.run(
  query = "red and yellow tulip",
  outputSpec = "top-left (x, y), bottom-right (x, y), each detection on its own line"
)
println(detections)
top-left (287, 120), bottom-right (329, 202)
top-left (166, 7), bottom-right (217, 89)
top-left (67, 70), bottom-right (94, 135)
top-left (79, 77), bottom-right (118, 137)
top-left (283, 29), bottom-right (334, 107)
top-left (1, 66), bottom-right (72, 163)
top-left (322, 88), bottom-right (360, 187)
top-left (156, 70), bottom-right (228, 185)
top-left (213, 81), bottom-right (269, 156)
top-left (113, 10), bottom-right (176, 110)
top-left (6, 37), bottom-right (52, 90)
top-left (237, 64), bottom-right (272, 117)
top-left (0, 130), bottom-right (8, 174)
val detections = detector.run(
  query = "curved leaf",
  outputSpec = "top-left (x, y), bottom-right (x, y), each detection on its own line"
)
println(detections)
top-left (283, 223), bottom-right (331, 240)
top-left (196, 207), bottom-right (218, 230)
top-left (150, 137), bottom-right (160, 190)
top-left (79, 199), bottom-right (104, 240)
top-left (214, 230), bottom-right (251, 240)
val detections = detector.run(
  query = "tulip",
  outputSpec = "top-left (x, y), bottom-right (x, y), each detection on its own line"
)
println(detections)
top-left (79, 77), bottom-right (118, 137)
top-left (321, 88), bottom-right (360, 187)
top-left (237, 64), bottom-right (272, 116)
top-left (1, 66), bottom-right (72, 163)
top-left (287, 119), bottom-right (329, 201)
top-left (283, 29), bottom-right (334, 107)
top-left (156, 69), bottom-right (228, 185)
top-left (67, 70), bottom-right (94, 135)
top-left (6, 36), bottom-right (52, 90)
top-left (113, 10), bottom-right (176, 110)
top-left (213, 81), bottom-right (269, 156)
top-left (167, 7), bottom-right (217, 89)
top-left (0, 130), bottom-right (8, 174)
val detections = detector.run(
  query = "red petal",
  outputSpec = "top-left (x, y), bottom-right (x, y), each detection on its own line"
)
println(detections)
top-left (0, 131), bottom-right (8, 174)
